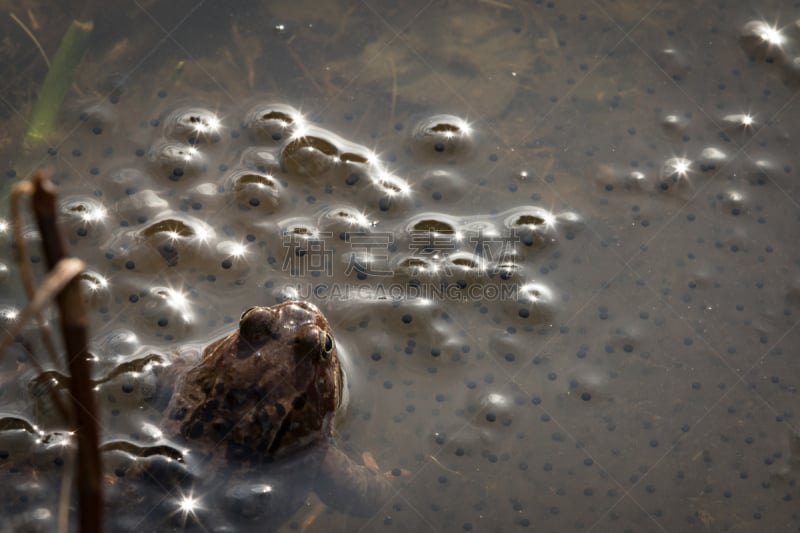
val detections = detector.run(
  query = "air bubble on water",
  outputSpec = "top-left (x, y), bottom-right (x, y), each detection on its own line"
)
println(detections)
top-left (411, 114), bottom-right (476, 160)
top-left (280, 218), bottom-right (321, 240)
top-left (698, 147), bottom-right (728, 170)
top-left (661, 113), bottom-right (689, 135)
top-left (483, 392), bottom-right (510, 409)
top-left (145, 286), bottom-right (195, 327)
top-left (372, 171), bottom-right (411, 197)
top-left (445, 252), bottom-right (489, 280)
top-left (244, 103), bottom-right (303, 143)
top-left (182, 182), bottom-right (228, 213)
top-left (217, 240), bottom-right (249, 260)
top-left (338, 139), bottom-right (377, 166)
top-left (502, 206), bottom-right (559, 249)
top-left (239, 146), bottom-right (280, 170)
top-left (150, 141), bottom-right (206, 178)
top-left (406, 214), bottom-right (459, 236)
top-left (519, 282), bottom-right (552, 304)
top-left (116, 190), bottom-right (169, 220)
top-left (282, 126), bottom-right (341, 177)
top-left (79, 270), bottom-right (111, 307)
top-left (503, 206), bottom-right (557, 230)
top-left (163, 107), bottom-right (224, 147)
top-left (140, 422), bottom-right (163, 441)
top-left (513, 281), bottom-right (556, 322)
top-left (722, 113), bottom-right (757, 130)
top-left (719, 189), bottom-right (748, 213)
top-left (61, 197), bottom-right (107, 224)
top-left (318, 206), bottom-right (371, 232)
top-left (394, 256), bottom-right (440, 279)
top-left (98, 328), bottom-right (140, 357)
top-left (227, 169), bottom-right (282, 213)
top-left (741, 20), bottom-right (787, 48)
top-left (700, 147), bottom-right (726, 161)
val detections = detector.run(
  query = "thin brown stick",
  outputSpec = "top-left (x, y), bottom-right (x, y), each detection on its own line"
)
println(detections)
top-left (58, 449), bottom-right (75, 533)
top-left (10, 179), bottom-right (62, 369)
top-left (0, 257), bottom-right (84, 357)
top-left (30, 170), bottom-right (102, 533)
top-left (8, 179), bottom-right (72, 427)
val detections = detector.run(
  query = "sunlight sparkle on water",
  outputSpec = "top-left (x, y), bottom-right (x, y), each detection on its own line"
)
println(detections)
top-left (486, 392), bottom-right (509, 407)
top-left (723, 112), bottom-right (756, 129)
top-left (229, 242), bottom-right (248, 258)
top-left (179, 495), bottom-right (198, 514)
top-left (218, 240), bottom-right (250, 261)
top-left (81, 204), bottom-right (107, 224)
top-left (345, 209), bottom-right (370, 228)
top-left (164, 230), bottom-right (182, 242)
top-left (670, 157), bottom-right (692, 177)
top-left (452, 117), bottom-right (473, 137)
top-left (194, 225), bottom-right (214, 244)
top-left (166, 288), bottom-right (189, 310)
top-left (84, 273), bottom-right (109, 292)
top-left (193, 114), bottom-right (221, 134)
top-left (141, 422), bottom-right (163, 440)
top-left (183, 146), bottom-right (199, 161)
top-left (364, 149), bottom-right (382, 167)
top-left (757, 22), bottom-right (786, 46)
top-left (171, 489), bottom-right (204, 526)
top-left (289, 118), bottom-right (316, 144)
top-left (159, 286), bottom-right (194, 323)
top-left (520, 282), bottom-right (552, 304)
top-left (41, 431), bottom-right (75, 449)
top-left (373, 170), bottom-right (412, 197)
top-left (541, 210), bottom-right (558, 230)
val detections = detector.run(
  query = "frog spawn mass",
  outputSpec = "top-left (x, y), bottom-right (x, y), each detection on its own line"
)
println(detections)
top-left (43, 100), bottom-right (580, 343)
top-left (1, 100), bottom-right (579, 529)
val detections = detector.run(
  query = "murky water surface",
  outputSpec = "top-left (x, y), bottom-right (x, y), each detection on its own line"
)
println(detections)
top-left (0, 1), bottom-right (799, 531)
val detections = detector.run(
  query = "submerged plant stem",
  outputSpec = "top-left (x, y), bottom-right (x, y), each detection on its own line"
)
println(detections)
top-left (25, 19), bottom-right (93, 147)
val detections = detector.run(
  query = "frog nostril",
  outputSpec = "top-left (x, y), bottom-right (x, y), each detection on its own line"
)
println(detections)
top-left (291, 395), bottom-right (306, 410)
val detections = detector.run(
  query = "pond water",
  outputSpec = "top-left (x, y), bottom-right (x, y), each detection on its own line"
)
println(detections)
top-left (0, 1), bottom-right (798, 531)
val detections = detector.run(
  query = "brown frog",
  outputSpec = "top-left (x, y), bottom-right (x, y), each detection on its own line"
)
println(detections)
top-left (153, 301), bottom-right (394, 530)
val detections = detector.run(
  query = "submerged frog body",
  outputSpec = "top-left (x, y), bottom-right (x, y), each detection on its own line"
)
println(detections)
top-left (154, 301), bottom-right (393, 530)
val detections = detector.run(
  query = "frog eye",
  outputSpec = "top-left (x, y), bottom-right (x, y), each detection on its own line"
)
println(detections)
top-left (320, 332), bottom-right (334, 359)
top-left (240, 307), bottom-right (257, 320)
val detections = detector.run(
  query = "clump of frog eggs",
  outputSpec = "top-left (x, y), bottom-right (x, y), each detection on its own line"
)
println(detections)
top-left (4, 101), bottom-right (581, 341)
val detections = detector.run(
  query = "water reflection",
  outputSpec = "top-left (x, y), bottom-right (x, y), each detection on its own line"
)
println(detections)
top-left (0, 1), bottom-right (798, 532)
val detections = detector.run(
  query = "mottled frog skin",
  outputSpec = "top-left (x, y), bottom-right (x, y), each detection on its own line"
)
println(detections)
top-left (157, 301), bottom-right (394, 529)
